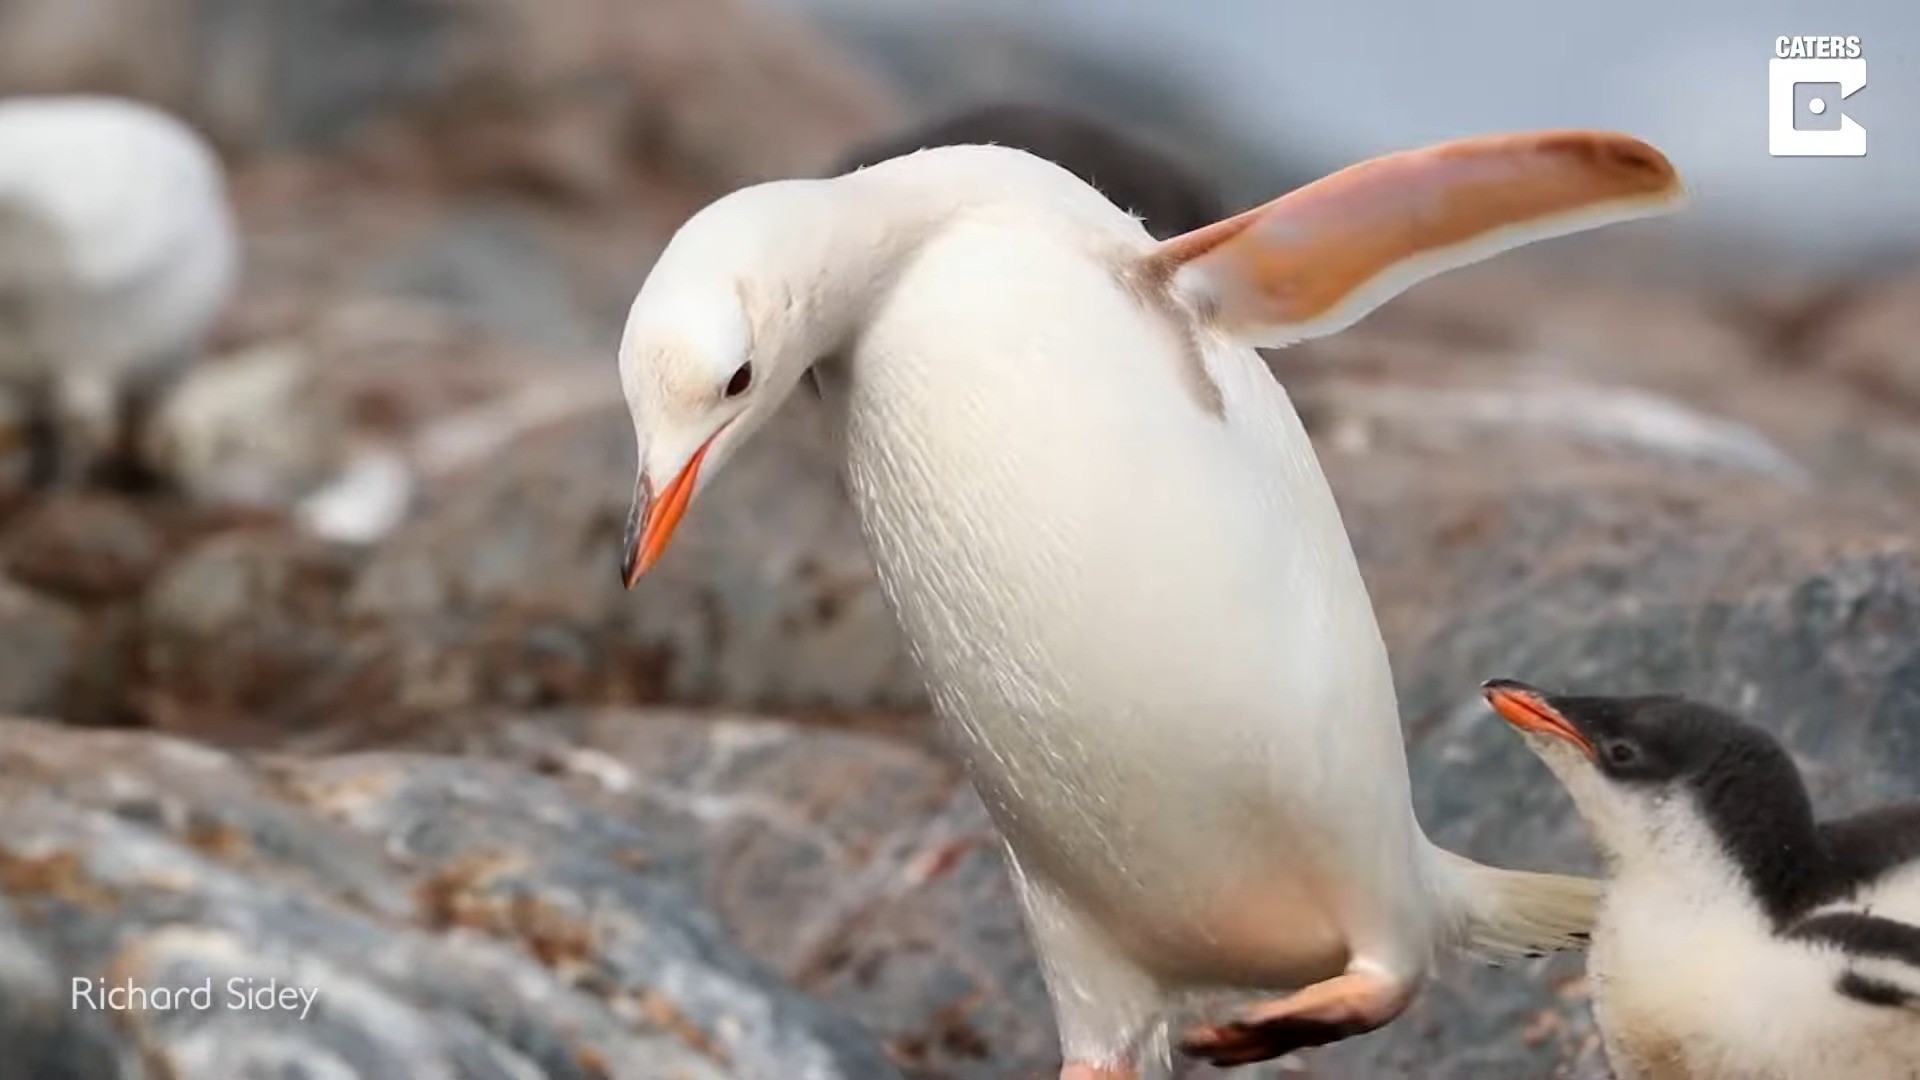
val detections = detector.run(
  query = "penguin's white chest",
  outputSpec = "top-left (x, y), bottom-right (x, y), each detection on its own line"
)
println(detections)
top-left (1593, 880), bottom-right (1919, 1080)
top-left (835, 213), bottom-right (1427, 982)
top-left (1592, 891), bottom-right (1787, 1080)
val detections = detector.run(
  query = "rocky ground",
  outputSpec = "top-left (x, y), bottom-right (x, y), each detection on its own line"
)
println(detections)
top-left (2, 0), bottom-right (1920, 1078)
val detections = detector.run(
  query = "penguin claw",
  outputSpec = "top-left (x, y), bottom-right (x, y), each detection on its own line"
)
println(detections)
top-left (1180, 1015), bottom-right (1367, 1066)
top-left (1177, 969), bottom-right (1413, 1067)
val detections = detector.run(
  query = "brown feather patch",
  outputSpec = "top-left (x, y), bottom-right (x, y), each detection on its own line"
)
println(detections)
top-left (1115, 259), bottom-right (1225, 418)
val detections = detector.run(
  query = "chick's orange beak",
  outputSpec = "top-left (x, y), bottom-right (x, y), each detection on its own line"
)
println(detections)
top-left (621, 436), bottom-right (717, 588)
top-left (1482, 679), bottom-right (1597, 757)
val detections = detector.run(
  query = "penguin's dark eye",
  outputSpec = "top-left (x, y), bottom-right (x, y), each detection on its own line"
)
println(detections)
top-left (724, 362), bottom-right (753, 398)
top-left (1604, 741), bottom-right (1641, 769)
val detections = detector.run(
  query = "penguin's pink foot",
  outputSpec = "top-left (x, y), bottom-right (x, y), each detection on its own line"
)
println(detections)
top-left (1178, 968), bottom-right (1414, 1068)
top-left (1060, 1062), bottom-right (1137, 1080)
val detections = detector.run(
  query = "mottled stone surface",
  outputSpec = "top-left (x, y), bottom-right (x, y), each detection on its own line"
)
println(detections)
top-left (7, 428), bottom-right (1920, 1080)
top-left (1, 495), bottom-right (167, 603)
top-left (412, 711), bottom-right (1048, 1079)
top-left (0, 575), bottom-right (82, 716)
top-left (124, 397), bottom-right (920, 741)
top-left (352, 401), bottom-right (921, 715)
top-left (138, 527), bottom-right (369, 736)
top-left (0, 718), bottom-right (903, 1080)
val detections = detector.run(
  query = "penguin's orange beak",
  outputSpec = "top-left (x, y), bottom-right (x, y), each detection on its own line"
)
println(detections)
top-left (621, 434), bottom-right (719, 588)
top-left (1483, 679), bottom-right (1597, 757)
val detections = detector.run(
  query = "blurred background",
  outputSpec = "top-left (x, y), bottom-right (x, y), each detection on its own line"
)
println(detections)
top-left (782, 0), bottom-right (1920, 272)
top-left (0, 2), bottom-right (1916, 1079)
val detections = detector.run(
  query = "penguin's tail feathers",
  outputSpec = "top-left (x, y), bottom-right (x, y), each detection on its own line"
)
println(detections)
top-left (1430, 847), bottom-right (1602, 962)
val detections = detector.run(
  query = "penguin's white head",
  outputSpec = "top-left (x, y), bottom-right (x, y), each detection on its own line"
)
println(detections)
top-left (615, 178), bottom-right (860, 586)
top-left (1482, 679), bottom-right (1816, 888)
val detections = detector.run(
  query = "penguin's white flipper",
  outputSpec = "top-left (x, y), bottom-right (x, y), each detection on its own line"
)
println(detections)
top-left (1149, 129), bottom-right (1684, 349)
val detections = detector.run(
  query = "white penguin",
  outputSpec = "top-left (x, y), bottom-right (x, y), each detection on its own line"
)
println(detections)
top-left (615, 130), bottom-right (1684, 1077)
top-left (1485, 679), bottom-right (1920, 1080)
top-left (0, 95), bottom-right (239, 485)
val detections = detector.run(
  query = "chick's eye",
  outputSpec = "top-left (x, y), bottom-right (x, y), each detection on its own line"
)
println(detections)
top-left (1604, 741), bottom-right (1640, 768)
top-left (724, 362), bottom-right (753, 398)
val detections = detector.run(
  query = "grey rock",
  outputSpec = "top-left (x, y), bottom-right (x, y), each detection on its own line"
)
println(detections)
top-left (1283, 257), bottom-right (1920, 506)
top-left (346, 399), bottom-right (923, 718)
top-left (140, 343), bottom-right (341, 512)
top-left (0, 575), bottom-right (82, 716)
top-left (362, 206), bottom-right (600, 352)
top-left (0, 718), bottom-right (902, 1080)
top-left (0, 881), bottom-right (131, 1080)
top-left (0, 491), bottom-right (290, 729)
top-left (406, 710), bottom-right (1047, 1080)
top-left (138, 527), bottom-right (370, 736)
top-left (1, 494), bottom-right (166, 602)
top-left (132, 387), bottom-right (920, 739)
top-left (829, 104), bottom-right (1225, 241)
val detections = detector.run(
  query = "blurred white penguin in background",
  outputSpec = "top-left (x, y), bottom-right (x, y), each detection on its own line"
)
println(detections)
top-left (0, 95), bottom-right (238, 488)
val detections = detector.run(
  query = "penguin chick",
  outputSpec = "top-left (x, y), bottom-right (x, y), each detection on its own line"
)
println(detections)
top-left (1485, 679), bottom-right (1920, 1080)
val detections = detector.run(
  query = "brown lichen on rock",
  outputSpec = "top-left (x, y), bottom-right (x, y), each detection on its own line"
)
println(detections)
top-left (416, 851), bottom-right (599, 974)
top-left (413, 849), bottom-right (528, 929)
top-left (181, 814), bottom-right (250, 863)
top-left (0, 847), bottom-right (121, 911)
top-left (634, 989), bottom-right (731, 1067)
